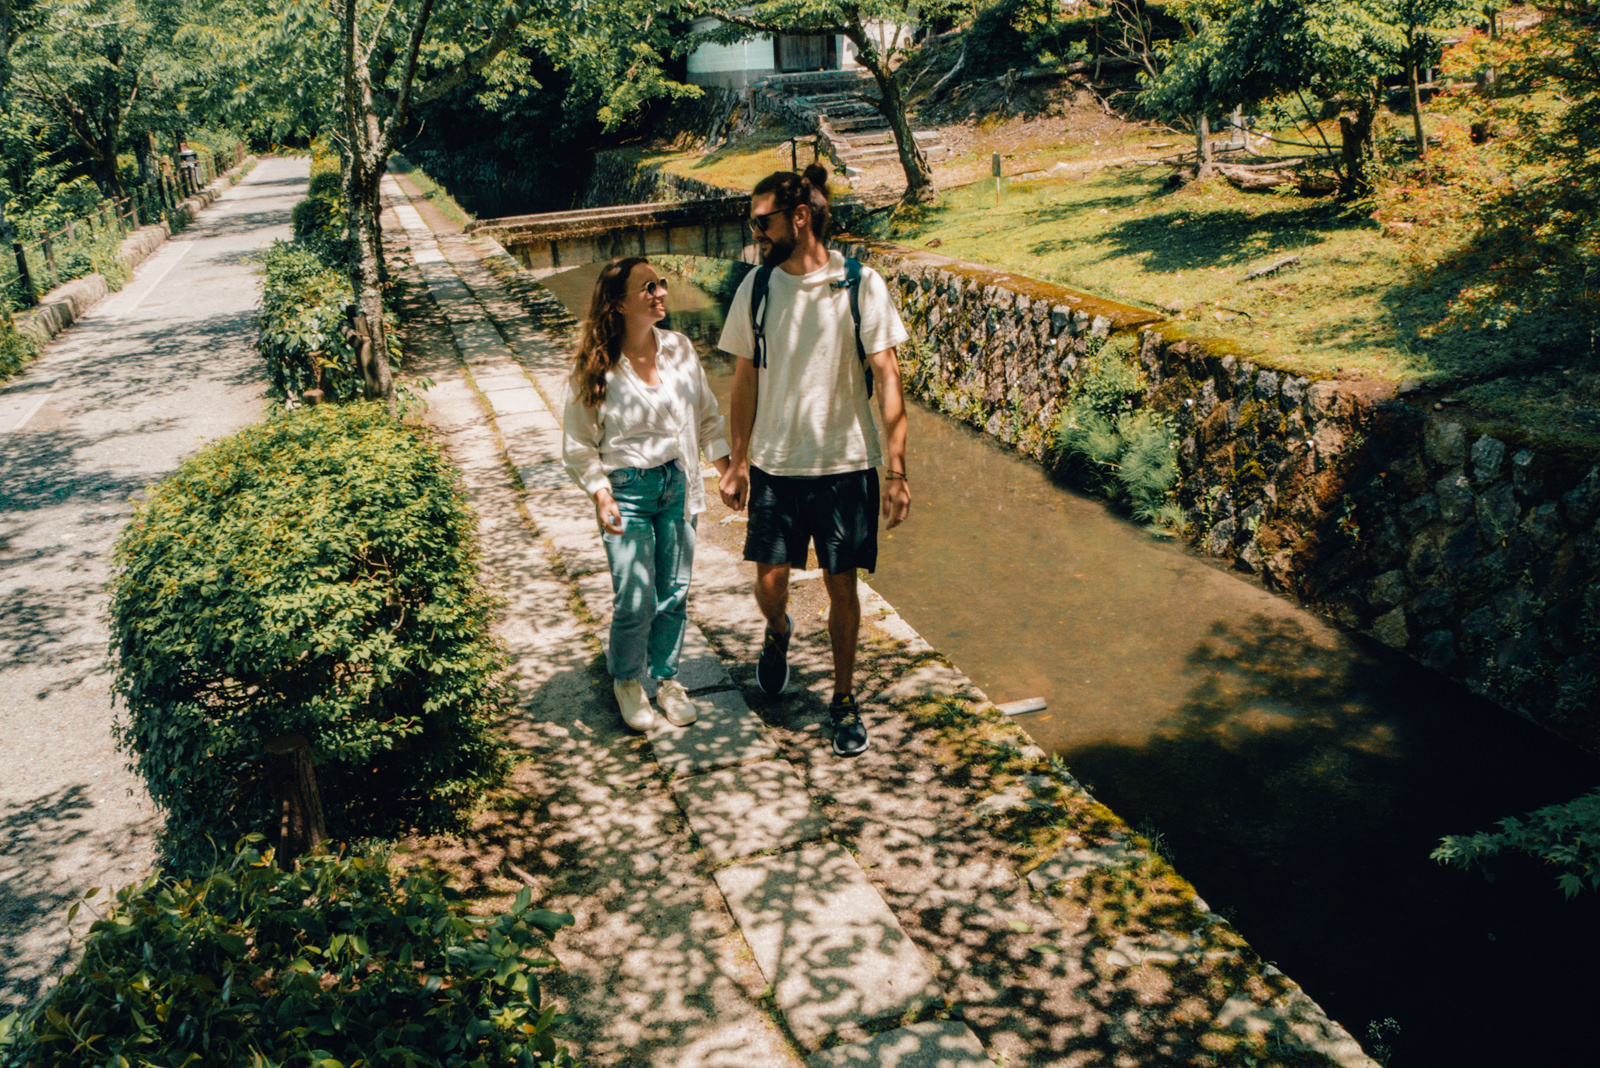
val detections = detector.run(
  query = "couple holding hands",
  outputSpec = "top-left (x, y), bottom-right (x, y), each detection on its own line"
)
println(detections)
top-left (561, 166), bottom-right (911, 758)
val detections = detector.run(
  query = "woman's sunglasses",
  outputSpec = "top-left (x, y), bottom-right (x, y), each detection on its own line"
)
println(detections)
top-left (640, 278), bottom-right (669, 297)
top-left (749, 207), bottom-right (791, 234)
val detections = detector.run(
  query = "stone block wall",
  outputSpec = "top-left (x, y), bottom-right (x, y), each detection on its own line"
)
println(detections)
top-left (579, 150), bottom-right (743, 210)
top-left (843, 238), bottom-right (1600, 755)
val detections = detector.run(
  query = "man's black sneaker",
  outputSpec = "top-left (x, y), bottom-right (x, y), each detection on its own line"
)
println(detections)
top-left (830, 694), bottom-right (869, 757)
top-left (757, 614), bottom-right (792, 696)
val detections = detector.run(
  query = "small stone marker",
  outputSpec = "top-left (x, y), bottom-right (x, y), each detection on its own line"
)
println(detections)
top-left (715, 841), bottom-right (944, 1050)
top-left (805, 1021), bottom-right (991, 1068)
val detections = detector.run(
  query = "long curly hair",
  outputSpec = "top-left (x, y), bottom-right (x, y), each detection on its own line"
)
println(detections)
top-left (572, 256), bottom-right (650, 408)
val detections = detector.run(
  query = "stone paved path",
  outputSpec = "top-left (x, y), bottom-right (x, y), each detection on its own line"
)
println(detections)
top-left (381, 173), bottom-right (1377, 1068)
top-left (0, 157), bottom-right (306, 1010)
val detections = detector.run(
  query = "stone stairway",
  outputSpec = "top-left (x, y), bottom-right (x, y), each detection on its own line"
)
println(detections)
top-left (762, 71), bottom-right (950, 178)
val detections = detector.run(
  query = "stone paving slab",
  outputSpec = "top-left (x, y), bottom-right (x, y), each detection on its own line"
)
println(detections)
top-left (486, 388), bottom-right (548, 417)
top-left (805, 1022), bottom-right (990, 1068)
top-left (529, 487), bottom-right (602, 540)
top-left (575, 570), bottom-right (614, 623)
top-left (474, 372), bottom-right (537, 395)
top-left (677, 624), bottom-right (734, 692)
top-left (551, 531), bottom-right (608, 578)
top-left (594, 623), bottom-right (730, 695)
top-left (671, 760), bottom-right (827, 864)
top-left (648, 688), bottom-right (777, 776)
top-left (518, 459), bottom-right (572, 494)
top-left (714, 841), bottom-right (945, 1051)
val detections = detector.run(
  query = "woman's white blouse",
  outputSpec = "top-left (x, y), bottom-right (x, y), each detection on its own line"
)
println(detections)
top-left (561, 327), bottom-right (731, 518)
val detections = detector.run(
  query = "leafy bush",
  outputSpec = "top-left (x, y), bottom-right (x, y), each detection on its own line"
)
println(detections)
top-left (110, 405), bottom-right (511, 864)
top-left (1433, 786), bottom-right (1600, 899)
top-left (292, 168), bottom-right (350, 265)
top-left (1053, 336), bottom-right (1181, 530)
top-left (257, 240), bottom-right (363, 401)
top-left (0, 839), bottom-right (579, 1067)
top-left (0, 298), bottom-right (39, 383)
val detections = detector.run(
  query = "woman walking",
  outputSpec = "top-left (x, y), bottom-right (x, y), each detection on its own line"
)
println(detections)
top-left (562, 257), bottom-right (731, 732)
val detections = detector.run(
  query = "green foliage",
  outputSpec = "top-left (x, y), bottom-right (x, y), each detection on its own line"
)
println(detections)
top-left (291, 169), bottom-right (352, 266)
top-left (109, 405), bottom-right (512, 864)
top-left (0, 838), bottom-right (580, 1068)
top-left (1054, 336), bottom-right (1182, 530)
top-left (257, 241), bottom-right (361, 401)
top-left (0, 299), bottom-right (41, 385)
top-left (1437, 11), bottom-right (1600, 357)
top-left (1433, 785), bottom-right (1600, 899)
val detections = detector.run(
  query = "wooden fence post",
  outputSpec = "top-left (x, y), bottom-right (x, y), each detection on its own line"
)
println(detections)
top-left (41, 234), bottom-right (58, 288)
top-left (265, 733), bottom-right (327, 868)
top-left (10, 242), bottom-right (34, 305)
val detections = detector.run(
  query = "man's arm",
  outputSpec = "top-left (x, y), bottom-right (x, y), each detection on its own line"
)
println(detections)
top-left (718, 356), bottom-right (759, 510)
top-left (868, 346), bottom-right (910, 529)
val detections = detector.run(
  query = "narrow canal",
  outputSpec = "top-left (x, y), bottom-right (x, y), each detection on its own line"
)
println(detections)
top-left (537, 263), bottom-right (1599, 1068)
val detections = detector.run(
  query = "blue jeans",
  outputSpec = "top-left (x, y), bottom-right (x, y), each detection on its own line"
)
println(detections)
top-left (603, 464), bottom-right (696, 683)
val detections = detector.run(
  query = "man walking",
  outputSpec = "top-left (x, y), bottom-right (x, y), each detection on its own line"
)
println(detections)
top-left (717, 164), bottom-right (912, 757)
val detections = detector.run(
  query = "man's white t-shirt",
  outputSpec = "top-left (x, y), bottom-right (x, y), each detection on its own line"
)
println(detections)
top-left (717, 250), bottom-right (910, 478)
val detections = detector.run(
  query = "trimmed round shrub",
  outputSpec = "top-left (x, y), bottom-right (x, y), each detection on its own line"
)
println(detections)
top-left (0, 839), bottom-right (579, 1067)
top-left (110, 405), bottom-right (511, 863)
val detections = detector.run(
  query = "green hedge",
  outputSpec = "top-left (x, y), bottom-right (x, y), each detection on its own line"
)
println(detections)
top-left (257, 240), bottom-right (363, 401)
top-left (0, 298), bottom-right (39, 384)
top-left (110, 405), bottom-right (511, 864)
top-left (0, 839), bottom-right (580, 1068)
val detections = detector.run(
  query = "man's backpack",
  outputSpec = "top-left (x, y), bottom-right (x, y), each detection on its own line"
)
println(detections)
top-left (749, 256), bottom-right (873, 398)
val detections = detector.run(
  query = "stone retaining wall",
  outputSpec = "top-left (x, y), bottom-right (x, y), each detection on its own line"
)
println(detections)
top-left (841, 237), bottom-right (1600, 754)
top-left (16, 160), bottom-right (255, 349)
top-left (578, 151), bottom-right (743, 210)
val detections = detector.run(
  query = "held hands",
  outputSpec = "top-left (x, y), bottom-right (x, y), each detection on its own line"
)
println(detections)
top-left (594, 488), bottom-right (624, 535)
top-left (718, 463), bottom-right (749, 512)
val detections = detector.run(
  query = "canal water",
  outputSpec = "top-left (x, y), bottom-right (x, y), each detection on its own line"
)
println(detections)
top-left (538, 263), bottom-right (1599, 1068)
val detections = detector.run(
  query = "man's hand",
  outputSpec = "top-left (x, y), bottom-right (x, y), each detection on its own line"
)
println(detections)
top-left (883, 477), bottom-right (910, 529)
top-left (719, 464), bottom-right (749, 511)
top-left (594, 488), bottom-right (623, 535)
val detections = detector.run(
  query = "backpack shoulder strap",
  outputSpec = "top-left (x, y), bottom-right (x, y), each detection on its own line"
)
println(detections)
top-left (750, 265), bottom-right (774, 370)
top-left (844, 257), bottom-right (872, 398)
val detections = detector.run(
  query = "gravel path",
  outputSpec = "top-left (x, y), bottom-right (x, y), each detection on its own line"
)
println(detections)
top-left (0, 156), bottom-right (307, 1011)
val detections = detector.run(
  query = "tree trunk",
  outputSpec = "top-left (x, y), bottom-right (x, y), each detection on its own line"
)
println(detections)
top-left (1195, 111), bottom-right (1214, 178)
top-left (846, 20), bottom-right (934, 204)
top-left (265, 733), bottom-right (327, 869)
top-left (341, 0), bottom-right (396, 409)
top-left (1407, 29), bottom-right (1426, 157)
top-left (1338, 95), bottom-right (1377, 198)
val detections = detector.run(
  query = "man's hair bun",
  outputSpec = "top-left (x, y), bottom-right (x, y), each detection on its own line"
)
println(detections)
top-left (802, 163), bottom-right (830, 197)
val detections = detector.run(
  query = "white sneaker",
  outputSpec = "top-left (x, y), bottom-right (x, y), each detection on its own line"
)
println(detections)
top-left (654, 679), bottom-right (698, 727)
top-left (613, 679), bottom-right (657, 732)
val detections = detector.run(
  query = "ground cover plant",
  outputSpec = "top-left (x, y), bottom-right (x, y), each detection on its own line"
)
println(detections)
top-left (110, 404), bottom-right (512, 867)
top-left (0, 839), bottom-right (579, 1068)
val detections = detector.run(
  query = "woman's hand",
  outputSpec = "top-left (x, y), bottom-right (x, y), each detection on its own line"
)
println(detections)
top-left (595, 488), bottom-right (623, 534)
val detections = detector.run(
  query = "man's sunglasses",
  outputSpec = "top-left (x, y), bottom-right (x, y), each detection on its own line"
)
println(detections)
top-left (749, 207), bottom-right (792, 233)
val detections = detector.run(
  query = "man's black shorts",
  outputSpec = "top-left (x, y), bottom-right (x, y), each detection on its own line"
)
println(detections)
top-left (744, 466), bottom-right (879, 574)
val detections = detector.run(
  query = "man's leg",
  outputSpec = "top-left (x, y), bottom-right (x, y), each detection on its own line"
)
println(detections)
top-left (755, 562), bottom-right (792, 635)
top-left (821, 569), bottom-right (859, 697)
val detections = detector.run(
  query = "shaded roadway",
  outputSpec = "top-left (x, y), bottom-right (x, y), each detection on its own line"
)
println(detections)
top-left (0, 157), bottom-right (306, 1010)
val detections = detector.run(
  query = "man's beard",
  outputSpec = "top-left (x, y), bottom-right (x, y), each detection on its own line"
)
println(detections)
top-left (761, 233), bottom-right (796, 268)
